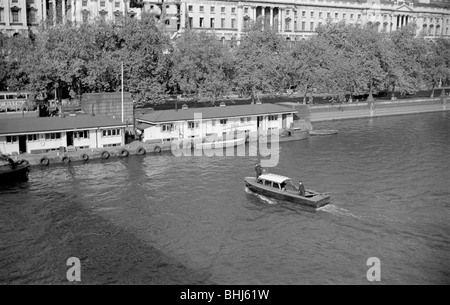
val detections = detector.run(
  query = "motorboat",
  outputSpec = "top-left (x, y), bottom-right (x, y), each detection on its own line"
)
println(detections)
top-left (245, 173), bottom-right (330, 208)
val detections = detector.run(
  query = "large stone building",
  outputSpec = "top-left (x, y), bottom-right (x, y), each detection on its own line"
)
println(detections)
top-left (0, 0), bottom-right (449, 40)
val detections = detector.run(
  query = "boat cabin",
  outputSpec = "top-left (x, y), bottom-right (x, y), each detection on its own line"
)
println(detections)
top-left (257, 173), bottom-right (294, 191)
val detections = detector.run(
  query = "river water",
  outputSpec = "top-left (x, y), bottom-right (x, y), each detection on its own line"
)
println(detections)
top-left (0, 112), bottom-right (449, 285)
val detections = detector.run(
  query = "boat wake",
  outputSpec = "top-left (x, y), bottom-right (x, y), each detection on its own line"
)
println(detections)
top-left (245, 187), bottom-right (278, 205)
top-left (317, 204), bottom-right (363, 219)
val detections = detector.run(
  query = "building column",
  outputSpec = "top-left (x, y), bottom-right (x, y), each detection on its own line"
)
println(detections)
top-left (280, 8), bottom-right (284, 32)
top-left (261, 6), bottom-right (265, 28)
top-left (4, 0), bottom-right (10, 26)
top-left (62, 0), bottom-right (66, 24)
top-left (269, 6), bottom-right (273, 27)
top-left (180, 2), bottom-right (185, 30)
top-left (42, 0), bottom-right (47, 22)
top-left (237, 5), bottom-right (243, 40)
top-left (71, 0), bottom-right (75, 24)
top-left (52, 0), bottom-right (56, 24)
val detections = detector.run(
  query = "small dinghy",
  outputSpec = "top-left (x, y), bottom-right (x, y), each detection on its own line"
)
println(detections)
top-left (310, 129), bottom-right (339, 136)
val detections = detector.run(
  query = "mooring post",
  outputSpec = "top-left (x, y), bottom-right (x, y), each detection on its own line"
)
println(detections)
top-left (440, 88), bottom-right (447, 110)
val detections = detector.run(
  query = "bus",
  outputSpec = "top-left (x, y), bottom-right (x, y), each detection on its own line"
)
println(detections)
top-left (0, 92), bottom-right (35, 112)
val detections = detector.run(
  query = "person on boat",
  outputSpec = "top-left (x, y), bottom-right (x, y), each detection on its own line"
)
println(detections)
top-left (298, 181), bottom-right (306, 197)
top-left (280, 182), bottom-right (286, 191)
top-left (255, 163), bottom-right (263, 179)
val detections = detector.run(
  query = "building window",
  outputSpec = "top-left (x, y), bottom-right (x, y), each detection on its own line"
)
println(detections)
top-left (221, 7), bottom-right (225, 13)
top-left (268, 115), bottom-right (278, 121)
top-left (358, 14), bottom-right (361, 20)
top-left (12, 11), bottom-right (19, 23)
top-left (327, 12), bottom-right (331, 18)
top-left (319, 12), bottom-right (322, 18)
top-left (76, 130), bottom-right (89, 139)
top-left (199, 6), bottom-right (204, 13)
top-left (102, 129), bottom-right (121, 137)
top-left (220, 119), bottom-right (228, 125)
top-left (0, 9), bottom-right (3, 23)
top-left (285, 19), bottom-right (291, 30)
top-left (335, 13), bottom-right (338, 19)
top-left (82, 0), bottom-right (87, 6)
top-left (188, 5), bottom-right (193, 12)
top-left (286, 10), bottom-right (290, 16)
top-left (310, 22), bottom-right (314, 31)
top-left (343, 13), bottom-right (346, 19)
top-left (211, 18), bottom-right (215, 28)
top-left (294, 10), bottom-right (297, 18)
top-left (45, 133), bottom-right (61, 140)
top-left (161, 124), bottom-right (173, 132)
top-left (310, 12), bottom-right (314, 18)
top-left (221, 18), bottom-right (225, 28)
top-left (12, 0), bottom-right (18, 2)
top-left (294, 20), bottom-right (297, 30)
top-left (6, 136), bottom-right (18, 144)
top-left (199, 17), bottom-right (204, 27)
top-left (28, 9), bottom-right (36, 24)
top-left (231, 18), bottom-right (236, 28)
top-left (100, 1), bottom-right (105, 7)
top-left (302, 21), bottom-right (305, 30)
top-left (350, 14), bottom-right (354, 19)
top-left (211, 6), bottom-right (215, 13)
top-left (188, 121), bottom-right (199, 129)
top-left (82, 12), bottom-right (88, 23)
top-left (231, 7), bottom-right (236, 14)
top-left (302, 11), bottom-right (305, 17)
top-left (115, 2), bottom-right (120, 8)
top-left (188, 17), bottom-right (193, 28)
top-left (165, 19), bottom-right (170, 25)
top-left (244, 7), bottom-right (248, 14)
top-left (27, 134), bottom-right (39, 142)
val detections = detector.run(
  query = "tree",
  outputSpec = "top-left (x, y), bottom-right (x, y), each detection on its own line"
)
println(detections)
top-left (383, 24), bottom-right (428, 97)
top-left (423, 38), bottom-right (450, 97)
top-left (170, 30), bottom-right (234, 106)
top-left (234, 21), bottom-right (287, 102)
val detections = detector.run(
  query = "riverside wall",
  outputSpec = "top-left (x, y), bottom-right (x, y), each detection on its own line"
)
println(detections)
top-left (308, 96), bottom-right (448, 122)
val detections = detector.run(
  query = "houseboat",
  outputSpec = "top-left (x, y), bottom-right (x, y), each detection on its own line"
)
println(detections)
top-left (0, 114), bottom-right (127, 156)
top-left (136, 103), bottom-right (310, 146)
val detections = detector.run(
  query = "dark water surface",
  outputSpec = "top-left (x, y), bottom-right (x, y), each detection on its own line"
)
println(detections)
top-left (1, 112), bottom-right (449, 284)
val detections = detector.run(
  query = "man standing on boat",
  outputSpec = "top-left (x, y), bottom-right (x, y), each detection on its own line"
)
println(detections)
top-left (255, 163), bottom-right (263, 179)
top-left (298, 181), bottom-right (306, 197)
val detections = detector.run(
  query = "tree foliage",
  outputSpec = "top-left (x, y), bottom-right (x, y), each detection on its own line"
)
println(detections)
top-left (0, 19), bottom-right (447, 107)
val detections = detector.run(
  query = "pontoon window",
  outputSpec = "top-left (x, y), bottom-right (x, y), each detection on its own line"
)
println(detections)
top-left (264, 180), bottom-right (271, 186)
top-left (273, 182), bottom-right (280, 189)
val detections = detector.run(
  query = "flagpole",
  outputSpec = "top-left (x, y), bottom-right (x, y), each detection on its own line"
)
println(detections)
top-left (121, 62), bottom-right (124, 123)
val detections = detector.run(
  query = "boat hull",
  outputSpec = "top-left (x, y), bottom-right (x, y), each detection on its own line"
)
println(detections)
top-left (245, 177), bottom-right (330, 209)
top-left (0, 164), bottom-right (30, 183)
top-left (260, 129), bottom-right (309, 143)
top-left (310, 129), bottom-right (339, 136)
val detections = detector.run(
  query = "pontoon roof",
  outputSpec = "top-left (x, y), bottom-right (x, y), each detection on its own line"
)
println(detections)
top-left (258, 173), bottom-right (291, 184)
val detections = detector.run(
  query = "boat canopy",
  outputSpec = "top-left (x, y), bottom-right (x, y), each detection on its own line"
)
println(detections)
top-left (258, 173), bottom-right (291, 184)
